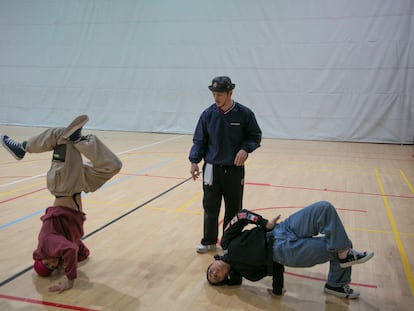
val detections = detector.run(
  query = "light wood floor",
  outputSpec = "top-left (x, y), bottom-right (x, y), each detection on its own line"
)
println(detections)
top-left (0, 125), bottom-right (413, 311)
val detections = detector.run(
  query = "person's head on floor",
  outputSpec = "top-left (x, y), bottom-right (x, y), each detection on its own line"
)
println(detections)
top-left (206, 256), bottom-right (231, 285)
top-left (33, 258), bottom-right (59, 277)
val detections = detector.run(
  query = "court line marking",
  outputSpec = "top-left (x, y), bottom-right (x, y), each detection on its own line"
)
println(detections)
top-left (285, 271), bottom-right (377, 288)
top-left (116, 135), bottom-right (184, 156)
top-left (176, 192), bottom-right (203, 212)
top-left (82, 177), bottom-right (192, 240)
top-left (375, 168), bottom-right (414, 297)
top-left (246, 182), bottom-right (414, 199)
top-left (0, 173), bottom-right (45, 188)
top-left (0, 187), bottom-right (46, 205)
top-left (400, 169), bottom-right (414, 194)
top-left (0, 209), bottom-right (45, 229)
top-left (0, 293), bottom-right (98, 311)
top-left (0, 181), bottom-right (45, 201)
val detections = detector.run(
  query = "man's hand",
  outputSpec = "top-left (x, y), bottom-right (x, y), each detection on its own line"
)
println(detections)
top-left (265, 214), bottom-right (282, 230)
top-left (234, 149), bottom-right (248, 166)
top-left (190, 163), bottom-right (200, 180)
top-left (48, 279), bottom-right (74, 293)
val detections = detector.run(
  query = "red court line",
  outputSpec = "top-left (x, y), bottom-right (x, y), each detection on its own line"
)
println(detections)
top-left (248, 206), bottom-right (366, 214)
top-left (285, 272), bottom-right (377, 288)
top-left (0, 187), bottom-right (47, 204)
top-left (0, 176), bottom-right (34, 179)
top-left (246, 182), bottom-right (414, 199)
top-left (253, 206), bottom-right (367, 213)
top-left (0, 294), bottom-right (98, 311)
top-left (119, 172), bottom-right (186, 180)
top-left (259, 150), bottom-right (413, 163)
top-left (218, 205), bottom-right (367, 227)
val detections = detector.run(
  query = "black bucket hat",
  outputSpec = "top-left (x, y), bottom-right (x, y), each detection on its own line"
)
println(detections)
top-left (208, 76), bottom-right (236, 92)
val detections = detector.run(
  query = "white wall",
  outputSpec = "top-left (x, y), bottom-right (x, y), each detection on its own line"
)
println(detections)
top-left (0, 0), bottom-right (413, 143)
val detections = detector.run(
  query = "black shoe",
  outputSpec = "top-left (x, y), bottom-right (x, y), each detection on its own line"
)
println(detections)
top-left (1, 134), bottom-right (26, 160)
top-left (324, 284), bottom-right (360, 299)
top-left (62, 115), bottom-right (89, 142)
top-left (339, 249), bottom-right (374, 268)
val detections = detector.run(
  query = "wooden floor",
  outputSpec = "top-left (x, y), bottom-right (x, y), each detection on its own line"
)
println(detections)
top-left (0, 125), bottom-right (413, 311)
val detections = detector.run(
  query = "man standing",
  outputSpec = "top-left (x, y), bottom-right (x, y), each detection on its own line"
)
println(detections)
top-left (189, 76), bottom-right (262, 253)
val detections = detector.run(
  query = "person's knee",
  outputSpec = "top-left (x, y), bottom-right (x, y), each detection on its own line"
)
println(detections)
top-left (318, 200), bottom-right (332, 207)
top-left (113, 158), bottom-right (122, 173)
top-left (318, 200), bottom-right (336, 213)
top-left (105, 157), bottom-right (122, 175)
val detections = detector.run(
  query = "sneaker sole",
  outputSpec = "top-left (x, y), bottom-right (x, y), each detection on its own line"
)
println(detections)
top-left (62, 115), bottom-right (89, 139)
top-left (196, 246), bottom-right (217, 254)
top-left (324, 287), bottom-right (360, 299)
top-left (340, 251), bottom-right (374, 268)
top-left (0, 134), bottom-right (24, 160)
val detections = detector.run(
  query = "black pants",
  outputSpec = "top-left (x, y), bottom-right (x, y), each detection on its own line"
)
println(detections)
top-left (201, 164), bottom-right (245, 245)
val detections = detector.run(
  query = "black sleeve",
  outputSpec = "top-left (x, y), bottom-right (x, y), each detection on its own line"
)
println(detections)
top-left (272, 262), bottom-right (285, 295)
top-left (189, 116), bottom-right (207, 163)
top-left (227, 268), bottom-right (243, 286)
top-left (221, 209), bottom-right (268, 249)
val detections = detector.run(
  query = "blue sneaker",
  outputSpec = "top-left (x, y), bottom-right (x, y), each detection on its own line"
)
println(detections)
top-left (1, 134), bottom-right (26, 160)
top-left (339, 249), bottom-right (374, 268)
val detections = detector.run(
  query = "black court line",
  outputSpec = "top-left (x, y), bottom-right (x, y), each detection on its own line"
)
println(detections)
top-left (0, 177), bottom-right (192, 288)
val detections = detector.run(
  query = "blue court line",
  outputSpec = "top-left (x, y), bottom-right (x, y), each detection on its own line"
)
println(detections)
top-left (0, 158), bottom-right (174, 229)
top-left (92, 158), bottom-right (174, 192)
top-left (0, 209), bottom-right (45, 229)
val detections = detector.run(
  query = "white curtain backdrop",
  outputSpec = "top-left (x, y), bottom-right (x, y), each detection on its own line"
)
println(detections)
top-left (0, 0), bottom-right (413, 143)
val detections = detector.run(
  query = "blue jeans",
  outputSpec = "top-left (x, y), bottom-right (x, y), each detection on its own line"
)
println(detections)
top-left (270, 201), bottom-right (353, 286)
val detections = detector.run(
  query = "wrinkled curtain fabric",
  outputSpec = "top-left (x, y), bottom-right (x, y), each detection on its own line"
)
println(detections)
top-left (0, 0), bottom-right (412, 143)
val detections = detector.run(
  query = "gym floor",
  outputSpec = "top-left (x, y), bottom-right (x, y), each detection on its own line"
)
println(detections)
top-left (0, 124), bottom-right (413, 311)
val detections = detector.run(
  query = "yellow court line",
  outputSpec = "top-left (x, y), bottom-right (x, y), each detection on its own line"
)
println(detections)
top-left (81, 199), bottom-right (132, 208)
top-left (400, 169), bottom-right (414, 194)
top-left (144, 206), bottom-right (202, 215)
top-left (0, 181), bottom-right (45, 197)
top-left (349, 227), bottom-right (414, 237)
top-left (375, 168), bottom-right (414, 296)
top-left (176, 192), bottom-right (203, 212)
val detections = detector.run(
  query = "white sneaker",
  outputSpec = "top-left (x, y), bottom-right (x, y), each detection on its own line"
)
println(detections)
top-left (324, 284), bottom-right (360, 299)
top-left (196, 243), bottom-right (216, 254)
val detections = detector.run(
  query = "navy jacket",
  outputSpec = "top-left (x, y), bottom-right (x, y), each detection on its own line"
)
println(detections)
top-left (189, 102), bottom-right (262, 165)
